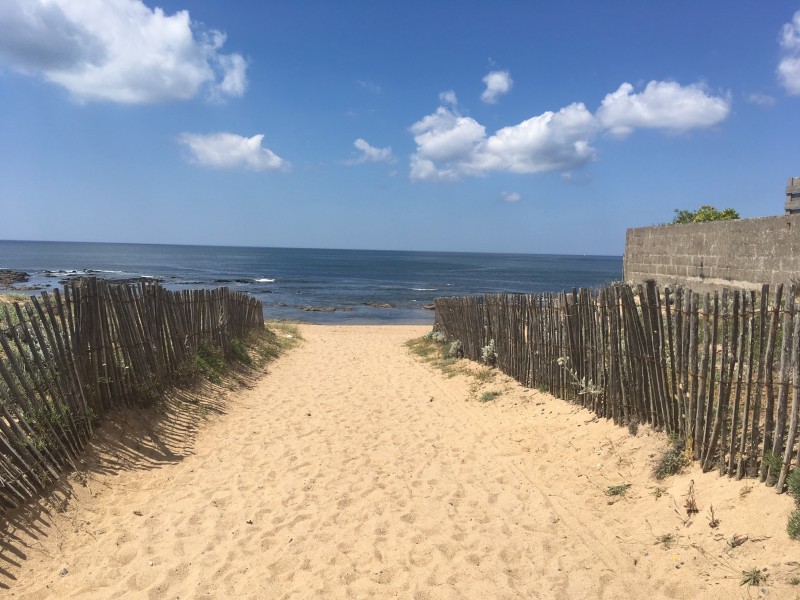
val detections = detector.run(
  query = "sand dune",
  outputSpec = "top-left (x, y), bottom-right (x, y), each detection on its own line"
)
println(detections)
top-left (4, 324), bottom-right (798, 599)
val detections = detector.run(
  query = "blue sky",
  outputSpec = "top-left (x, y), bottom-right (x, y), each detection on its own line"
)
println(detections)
top-left (1, 1), bottom-right (799, 255)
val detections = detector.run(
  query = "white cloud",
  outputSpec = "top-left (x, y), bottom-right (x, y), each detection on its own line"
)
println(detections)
top-left (779, 11), bottom-right (800, 94)
top-left (439, 90), bottom-right (458, 106)
top-left (409, 107), bottom-right (488, 181)
top-left (500, 191), bottom-right (522, 203)
top-left (409, 103), bottom-right (596, 181)
top-left (597, 81), bottom-right (730, 137)
top-left (481, 70), bottom-right (513, 104)
top-left (0, 0), bottom-right (247, 104)
top-left (346, 138), bottom-right (395, 165)
top-left (746, 92), bottom-right (775, 107)
top-left (410, 80), bottom-right (730, 181)
top-left (481, 103), bottom-right (597, 173)
top-left (178, 133), bottom-right (289, 171)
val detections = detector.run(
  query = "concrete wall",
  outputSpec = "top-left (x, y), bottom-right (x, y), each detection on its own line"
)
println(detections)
top-left (623, 215), bottom-right (800, 292)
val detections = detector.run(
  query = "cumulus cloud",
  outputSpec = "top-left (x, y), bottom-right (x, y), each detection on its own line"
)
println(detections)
top-left (346, 138), bottom-right (395, 165)
top-left (481, 70), bottom-right (513, 104)
top-left (178, 133), bottom-right (289, 171)
top-left (597, 81), bottom-right (730, 137)
top-left (778, 11), bottom-right (800, 94)
top-left (410, 103), bottom-right (596, 181)
top-left (500, 191), bottom-right (522, 203)
top-left (0, 0), bottom-right (247, 104)
top-left (410, 79), bottom-right (730, 181)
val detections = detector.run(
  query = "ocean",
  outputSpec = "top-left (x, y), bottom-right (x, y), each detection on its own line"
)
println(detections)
top-left (0, 241), bottom-right (622, 324)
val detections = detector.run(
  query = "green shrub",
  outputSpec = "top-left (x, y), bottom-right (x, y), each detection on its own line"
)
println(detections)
top-left (231, 338), bottom-right (252, 365)
top-left (193, 343), bottom-right (226, 384)
top-left (740, 567), bottom-right (768, 586)
top-left (479, 391), bottom-right (501, 403)
top-left (481, 339), bottom-right (497, 366)
top-left (672, 205), bottom-right (740, 224)
top-left (654, 437), bottom-right (687, 480)
top-left (606, 483), bottom-right (631, 496)
top-left (789, 509), bottom-right (800, 540)
top-left (787, 469), bottom-right (800, 502)
top-left (447, 340), bottom-right (463, 358)
top-left (762, 451), bottom-right (783, 486)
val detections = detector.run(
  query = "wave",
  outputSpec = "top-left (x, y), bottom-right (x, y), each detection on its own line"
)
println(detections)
top-left (411, 288), bottom-right (437, 291)
top-left (41, 269), bottom-right (126, 276)
top-left (254, 278), bottom-right (276, 283)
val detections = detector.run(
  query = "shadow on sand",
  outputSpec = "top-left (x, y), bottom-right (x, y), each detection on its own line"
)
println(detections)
top-left (0, 368), bottom-right (260, 590)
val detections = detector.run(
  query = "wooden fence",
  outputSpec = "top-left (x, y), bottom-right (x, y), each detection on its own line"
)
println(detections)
top-left (0, 278), bottom-right (264, 512)
top-left (434, 281), bottom-right (800, 492)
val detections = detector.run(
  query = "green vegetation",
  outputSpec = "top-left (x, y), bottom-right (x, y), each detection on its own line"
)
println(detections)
top-left (474, 368), bottom-right (496, 383)
top-left (651, 486), bottom-right (667, 499)
top-left (0, 292), bottom-right (32, 330)
top-left (231, 338), bottom-right (252, 365)
top-left (787, 468), bottom-right (800, 501)
top-left (788, 509), bottom-right (800, 540)
top-left (740, 567), bottom-right (768, 587)
top-left (447, 340), bottom-right (463, 358)
top-left (605, 483), bottom-right (631, 496)
top-left (654, 435), bottom-right (688, 480)
top-left (0, 292), bottom-right (31, 304)
top-left (481, 339), bottom-right (497, 367)
top-left (407, 333), bottom-right (499, 385)
top-left (556, 355), bottom-right (602, 397)
top-left (787, 469), bottom-right (800, 541)
top-left (656, 533), bottom-right (675, 549)
top-left (671, 205), bottom-right (740, 224)
top-left (178, 322), bottom-right (301, 385)
top-left (407, 334), bottom-right (463, 378)
top-left (246, 322), bottom-right (301, 369)
top-left (762, 450), bottom-right (783, 486)
top-left (478, 390), bottom-right (502, 403)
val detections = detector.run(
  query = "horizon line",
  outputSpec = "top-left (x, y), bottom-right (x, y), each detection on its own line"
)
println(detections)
top-left (0, 239), bottom-right (623, 259)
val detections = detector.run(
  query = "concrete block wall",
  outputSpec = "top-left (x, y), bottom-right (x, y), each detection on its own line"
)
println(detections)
top-left (623, 215), bottom-right (800, 292)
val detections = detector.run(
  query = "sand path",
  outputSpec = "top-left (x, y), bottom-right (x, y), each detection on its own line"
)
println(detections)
top-left (5, 325), bottom-right (798, 599)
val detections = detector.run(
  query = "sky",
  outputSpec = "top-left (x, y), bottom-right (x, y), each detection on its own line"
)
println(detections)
top-left (1, 1), bottom-right (799, 256)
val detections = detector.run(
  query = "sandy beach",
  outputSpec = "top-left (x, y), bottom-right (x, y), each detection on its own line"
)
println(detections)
top-left (4, 324), bottom-right (798, 599)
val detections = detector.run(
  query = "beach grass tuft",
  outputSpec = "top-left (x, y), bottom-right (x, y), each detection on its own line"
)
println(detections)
top-left (654, 435), bottom-right (687, 480)
top-left (479, 391), bottom-right (502, 403)
top-left (788, 509), bottom-right (800, 540)
top-left (656, 533), bottom-right (675, 549)
top-left (740, 567), bottom-right (767, 586)
top-left (787, 468), bottom-right (800, 501)
top-left (606, 483), bottom-right (631, 497)
top-left (762, 450), bottom-right (783, 486)
top-left (176, 322), bottom-right (301, 386)
top-left (193, 343), bottom-right (227, 384)
top-left (474, 367), bottom-right (496, 383)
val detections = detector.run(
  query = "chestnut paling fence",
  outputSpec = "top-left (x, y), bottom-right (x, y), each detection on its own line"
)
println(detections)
top-left (0, 278), bottom-right (264, 512)
top-left (434, 281), bottom-right (800, 492)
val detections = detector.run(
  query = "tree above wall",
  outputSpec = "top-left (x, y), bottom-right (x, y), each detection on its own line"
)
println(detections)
top-left (671, 205), bottom-right (740, 224)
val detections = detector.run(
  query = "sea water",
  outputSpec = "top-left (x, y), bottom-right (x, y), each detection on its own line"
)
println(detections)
top-left (0, 241), bottom-right (622, 324)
